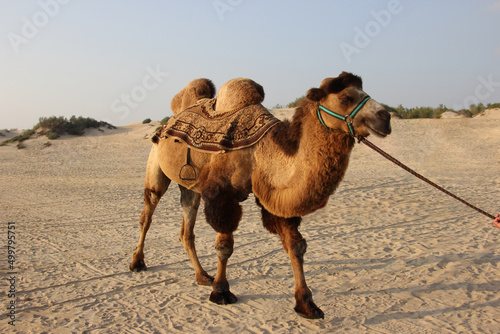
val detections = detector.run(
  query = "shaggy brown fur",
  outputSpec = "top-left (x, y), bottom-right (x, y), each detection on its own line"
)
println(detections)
top-left (170, 78), bottom-right (216, 115)
top-left (252, 95), bottom-right (356, 218)
top-left (268, 108), bottom-right (304, 156)
top-left (215, 77), bottom-right (264, 112)
top-left (307, 71), bottom-right (363, 102)
top-left (130, 73), bottom-right (391, 319)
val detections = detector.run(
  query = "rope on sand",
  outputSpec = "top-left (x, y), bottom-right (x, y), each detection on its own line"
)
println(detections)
top-left (358, 136), bottom-right (495, 220)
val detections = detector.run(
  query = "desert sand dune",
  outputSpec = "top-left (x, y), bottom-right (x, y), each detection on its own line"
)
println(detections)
top-left (1, 111), bottom-right (499, 333)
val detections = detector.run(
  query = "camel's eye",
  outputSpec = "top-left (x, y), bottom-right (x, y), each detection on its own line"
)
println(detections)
top-left (340, 97), bottom-right (350, 106)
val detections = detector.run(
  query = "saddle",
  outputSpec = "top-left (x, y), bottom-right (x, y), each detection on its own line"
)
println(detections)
top-left (153, 98), bottom-right (280, 153)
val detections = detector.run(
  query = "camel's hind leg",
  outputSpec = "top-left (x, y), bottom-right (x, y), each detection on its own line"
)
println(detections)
top-left (257, 199), bottom-right (324, 319)
top-left (178, 185), bottom-right (214, 285)
top-left (130, 146), bottom-right (171, 271)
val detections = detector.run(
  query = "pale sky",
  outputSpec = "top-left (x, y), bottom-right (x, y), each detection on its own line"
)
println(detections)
top-left (1, 0), bottom-right (500, 129)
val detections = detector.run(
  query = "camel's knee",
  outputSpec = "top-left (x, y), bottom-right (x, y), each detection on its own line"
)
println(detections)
top-left (215, 234), bottom-right (234, 261)
top-left (216, 245), bottom-right (233, 261)
top-left (144, 188), bottom-right (162, 206)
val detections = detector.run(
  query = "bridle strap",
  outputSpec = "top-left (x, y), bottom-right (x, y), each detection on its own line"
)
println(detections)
top-left (317, 96), bottom-right (371, 136)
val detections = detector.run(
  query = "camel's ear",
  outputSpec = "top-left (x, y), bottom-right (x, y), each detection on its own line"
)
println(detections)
top-left (306, 88), bottom-right (325, 101)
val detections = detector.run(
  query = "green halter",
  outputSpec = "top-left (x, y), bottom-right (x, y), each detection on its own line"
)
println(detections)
top-left (316, 96), bottom-right (371, 136)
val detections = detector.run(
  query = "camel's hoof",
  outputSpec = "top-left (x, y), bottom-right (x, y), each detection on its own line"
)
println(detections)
top-left (129, 259), bottom-right (147, 272)
top-left (294, 302), bottom-right (324, 319)
top-left (209, 290), bottom-right (238, 305)
top-left (196, 272), bottom-right (215, 286)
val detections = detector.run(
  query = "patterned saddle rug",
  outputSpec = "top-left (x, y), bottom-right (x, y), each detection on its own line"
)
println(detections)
top-left (153, 98), bottom-right (280, 153)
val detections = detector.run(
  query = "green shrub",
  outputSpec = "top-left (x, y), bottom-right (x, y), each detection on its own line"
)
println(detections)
top-left (160, 116), bottom-right (170, 125)
top-left (142, 118), bottom-right (152, 124)
top-left (1, 116), bottom-right (115, 146)
top-left (46, 132), bottom-right (60, 140)
top-left (287, 95), bottom-right (305, 108)
top-left (38, 115), bottom-right (114, 136)
top-left (38, 116), bottom-right (67, 135)
top-left (1, 129), bottom-right (37, 146)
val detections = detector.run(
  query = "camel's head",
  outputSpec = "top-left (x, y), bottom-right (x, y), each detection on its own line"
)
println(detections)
top-left (306, 72), bottom-right (391, 138)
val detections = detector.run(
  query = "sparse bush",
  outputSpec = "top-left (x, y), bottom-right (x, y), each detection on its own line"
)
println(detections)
top-left (1, 116), bottom-right (115, 146)
top-left (287, 95), bottom-right (305, 108)
top-left (456, 109), bottom-right (472, 117)
top-left (46, 132), bottom-right (60, 140)
top-left (2, 129), bottom-right (36, 146)
top-left (142, 118), bottom-right (152, 124)
top-left (160, 116), bottom-right (170, 125)
top-left (38, 115), bottom-right (114, 137)
top-left (38, 116), bottom-right (67, 135)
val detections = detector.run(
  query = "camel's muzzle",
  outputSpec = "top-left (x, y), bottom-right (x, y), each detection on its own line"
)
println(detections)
top-left (367, 108), bottom-right (392, 137)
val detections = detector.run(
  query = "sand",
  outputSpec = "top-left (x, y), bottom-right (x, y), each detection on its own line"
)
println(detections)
top-left (1, 111), bottom-right (499, 333)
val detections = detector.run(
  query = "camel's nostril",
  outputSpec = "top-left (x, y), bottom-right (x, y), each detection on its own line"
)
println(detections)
top-left (376, 109), bottom-right (391, 121)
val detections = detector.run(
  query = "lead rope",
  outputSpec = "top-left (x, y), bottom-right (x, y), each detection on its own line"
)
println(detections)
top-left (358, 136), bottom-right (495, 220)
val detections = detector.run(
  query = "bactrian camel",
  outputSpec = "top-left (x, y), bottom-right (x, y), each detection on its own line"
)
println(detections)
top-left (130, 72), bottom-right (392, 319)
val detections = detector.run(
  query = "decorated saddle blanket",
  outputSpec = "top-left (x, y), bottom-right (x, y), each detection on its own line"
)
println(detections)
top-left (153, 98), bottom-right (281, 153)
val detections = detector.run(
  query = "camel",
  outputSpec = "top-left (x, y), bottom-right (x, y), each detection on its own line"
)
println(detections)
top-left (130, 72), bottom-right (392, 319)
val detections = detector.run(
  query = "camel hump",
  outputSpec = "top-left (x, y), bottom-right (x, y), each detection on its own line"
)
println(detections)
top-left (215, 78), bottom-right (265, 113)
top-left (171, 78), bottom-right (216, 115)
top-left (155, 76), bottom-right (275, 151)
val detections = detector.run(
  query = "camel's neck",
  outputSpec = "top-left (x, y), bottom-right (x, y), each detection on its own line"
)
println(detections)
top-left (252, 102), bottom-right (355, 218)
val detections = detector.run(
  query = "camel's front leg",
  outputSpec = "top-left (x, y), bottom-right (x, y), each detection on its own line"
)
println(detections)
top-left (178, 185), bottom-right (214, 285)
top-left (282, 225), bottom-right (324, 319)
top-left (202, 181), bottom-right (242, 305)
top-left (210, 232), bottom-right (237, 304)
top-left (258, 201), bottom-right (324, 319)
